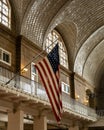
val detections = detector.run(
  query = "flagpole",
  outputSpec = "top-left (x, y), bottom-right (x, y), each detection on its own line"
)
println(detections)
top-left (5, 40), bottom-right (58, 85)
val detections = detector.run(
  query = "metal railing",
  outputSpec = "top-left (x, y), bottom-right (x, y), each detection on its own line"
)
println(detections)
top-left (96, 110), bottom-right (104, 118)
top-left (0, 66), bottom-right (97, 121)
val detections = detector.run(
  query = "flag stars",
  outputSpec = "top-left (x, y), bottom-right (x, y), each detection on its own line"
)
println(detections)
top-left (48, 44), bottom-right (59, 73)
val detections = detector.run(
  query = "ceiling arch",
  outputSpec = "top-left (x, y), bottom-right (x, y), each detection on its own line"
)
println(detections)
top-left (21, 0), bottom-right (68, 47)
top-left (55, 21), bottom-right (77, 70)
top-left (83, 39), bottom-right (104, 86)
top-left (20, 0), bottom-right (104, 63)
top-left (74, 26), bottom-right (104, 86)
top-left (94, 59), bottom-right (104, 91)
top-left (10, 0), bottom-right (104, 89)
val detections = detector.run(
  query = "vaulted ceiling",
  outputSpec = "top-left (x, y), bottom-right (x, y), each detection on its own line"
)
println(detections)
top-left (10, 0), bottom-right (104, 93)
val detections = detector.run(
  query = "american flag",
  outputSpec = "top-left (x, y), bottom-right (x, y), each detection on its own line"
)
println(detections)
top-left (35, 44), bottom-right (63, 122)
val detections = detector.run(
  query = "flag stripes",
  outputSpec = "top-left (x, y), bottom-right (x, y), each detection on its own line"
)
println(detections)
top-left (35, 44), bottom-right (62, 122)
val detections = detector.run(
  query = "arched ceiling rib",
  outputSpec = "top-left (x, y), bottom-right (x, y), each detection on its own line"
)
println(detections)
top-left (74, 26), bottom-right (104, 75)
top-left (21, 0), bottom-right (68, 46)
top-left (83, 40), bottom-right (104, 86)
top-left (43, 0), bottom-right (104, 66)
top-left (21, 0), bottom-right (104, 56)
top-left (74, 26), bottom-right (104, 86)
top-left (94, 59), bottom-right (104, 90)
top-left (55, 22), bottom-right (77, 70)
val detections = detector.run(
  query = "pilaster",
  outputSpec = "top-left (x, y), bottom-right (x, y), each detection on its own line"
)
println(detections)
top-left (7, 110), bottom-right (24, 130)
top-left (33, 116), bottom-right (47, 130)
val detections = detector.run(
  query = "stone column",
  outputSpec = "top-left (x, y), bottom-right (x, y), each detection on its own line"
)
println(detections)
top-left (7, 110), bottom-right (24, 130)
top-left (83, 127), bottom-right (88, 130)
top-left (15, 35), bottom-right (22, 89)
top-left (69, 72), bottom-right (75, 99)
top-left (69, 126), bottom-right (88, 130)
top-left (33, 116), bottom-right (47, 130)
top-left (68, 126), bottom-right (79, 130)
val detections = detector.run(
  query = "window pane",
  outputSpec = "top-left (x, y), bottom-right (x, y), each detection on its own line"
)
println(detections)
top-left (3, 8), bottom-right (8, 16)
top-left (0, 0), bottom-right (11, 28)
top-left (45, 30), bottom-right (68, 68)
top-left (3, 3), bottom-right (7, 9)
top-left (61, 82), bottom-right (70, 94)
top-left (0, 48), bottom-right (11, 65)
top-left (2, 20), bottom-right (8, 26)
top-left (3, 52), bottom-right (9, 62)
top-left (31, 64), bottom-right (36, 74)
top-left (31, 63), bottom-right (38, 82)
top-left (2, 15), bottom-right (8, 21)
top-left (0, 6), bottom-right (1, 12)
top-left (0, 1), bottom-right (1, 6)
top-left (0, 49), bottom-right (2, 59)
top-left (3, 0), bottom-right (7, 4)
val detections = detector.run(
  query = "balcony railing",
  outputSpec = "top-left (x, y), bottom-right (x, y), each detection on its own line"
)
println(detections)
top-left (0, 66), bottom-right (97, 121)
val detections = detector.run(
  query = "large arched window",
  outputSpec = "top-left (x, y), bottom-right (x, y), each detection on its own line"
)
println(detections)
top-left (0, 0), bottom-right (11, 28)
top-left (45, 30), bottom-right (68, 68)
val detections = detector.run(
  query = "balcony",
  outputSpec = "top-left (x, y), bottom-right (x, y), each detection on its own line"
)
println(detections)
top-left (0, 66), bottom-right (97, 123)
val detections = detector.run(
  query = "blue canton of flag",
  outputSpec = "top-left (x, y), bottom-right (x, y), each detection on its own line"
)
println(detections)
top-left (47, 44), bottom-right (60, 73)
